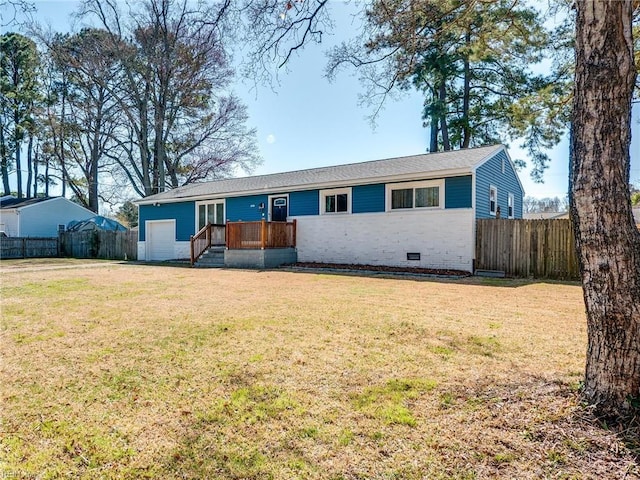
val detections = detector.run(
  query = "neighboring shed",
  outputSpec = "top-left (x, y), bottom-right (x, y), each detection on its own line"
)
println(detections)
top-left (136, 144), bottom-right (524, 271)
top-left (0, 196), bottom-right (95, 237)
top-left (67, 216), bottom-right (127, 232)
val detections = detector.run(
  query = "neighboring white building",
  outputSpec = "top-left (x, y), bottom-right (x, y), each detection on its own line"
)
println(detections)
top-left (525, 209), bottom-right (638, 224)
top-left (0, 196), bottom-right (95, 237)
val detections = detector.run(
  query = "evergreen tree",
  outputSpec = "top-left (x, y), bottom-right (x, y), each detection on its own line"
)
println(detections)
top-left (0, 32), bottom-right (41, 197)
top-left (327, 0), bottom-right (569, 179)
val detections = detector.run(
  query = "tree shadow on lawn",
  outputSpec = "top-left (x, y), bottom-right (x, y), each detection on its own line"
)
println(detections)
top-left (157, 374), bottom-right (638, 479)
top-left (134, 260), bottom-right (580, 289)
top-left (278, 264), bottom-right (580, 289)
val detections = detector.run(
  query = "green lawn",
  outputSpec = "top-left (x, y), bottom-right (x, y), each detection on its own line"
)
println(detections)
top-left (1, 262), bottom-right (637, 479)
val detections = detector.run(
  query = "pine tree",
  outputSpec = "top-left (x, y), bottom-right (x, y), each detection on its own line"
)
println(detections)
top-left (0, 32), bottom-right (41, 197)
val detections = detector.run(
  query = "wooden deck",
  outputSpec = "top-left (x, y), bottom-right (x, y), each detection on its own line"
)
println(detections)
top-left (190, 220), bottom-right (296, 266)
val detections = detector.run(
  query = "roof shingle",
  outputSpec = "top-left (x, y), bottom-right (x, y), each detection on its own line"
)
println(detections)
top-left (140, 145), bottom-right (503, 203)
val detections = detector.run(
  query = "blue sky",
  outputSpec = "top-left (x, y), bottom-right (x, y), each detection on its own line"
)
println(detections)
top-left (5, 0), bottom-right (640, 200)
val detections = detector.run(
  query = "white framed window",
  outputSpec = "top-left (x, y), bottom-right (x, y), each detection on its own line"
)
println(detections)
top-left (320, 188), bottom-right (351, 214)
top-left (508, 193), bottom-right (514, 219)
top-left (489, 185), bottom-right (498, 216)
top-left (386, 180), bottom-right (444, 211)
top-left (195, 200), bottom-right (225, 231)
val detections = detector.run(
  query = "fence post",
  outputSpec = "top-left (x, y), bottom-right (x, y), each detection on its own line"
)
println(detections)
top-left (190, 235), bottom-right (195, 266)
top-left (261, 219), bottom-right (267, 250)
top-left (292, 219), bottom-right (297, 247)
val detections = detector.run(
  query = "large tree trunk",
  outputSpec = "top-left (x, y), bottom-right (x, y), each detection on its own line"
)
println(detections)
top-left (570, 0), bottom-right (640, 420)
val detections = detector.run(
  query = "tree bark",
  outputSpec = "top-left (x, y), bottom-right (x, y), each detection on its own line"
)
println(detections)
top-left (461, 29), bottom-right (471, 149)
top-left (32, 142), bottom-right (38, 198)
top-left (26, 133), bottom-right (33, 198)
top-left (570, 0), bottom-right (640, 420)
top-left (429, 86), bottom-right (438, 153)
top-left (13, 108), bottom-right (22, 198)
top-left (0, 117), bottom-right (10, 195)
top-left (439, 80), bottom-right (450, 151)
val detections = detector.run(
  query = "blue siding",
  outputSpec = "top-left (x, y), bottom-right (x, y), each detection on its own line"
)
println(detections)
top-left (290, 190), bottom-right (319, 216)
top-left (226, 195), bottom-right (268, 221)
top-left (475, 149), bottom-right (524, 219)
top-left (353, 184), bottom-right (385, 213)
top-left (445, 176), bottom-right (472, 209)
top-left (139, 201), bottom-right (195, 241)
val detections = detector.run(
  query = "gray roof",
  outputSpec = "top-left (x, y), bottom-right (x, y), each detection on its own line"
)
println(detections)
top-left (140, 145), bottom-right (504, 204)
top-left (0, 196), bottom-right (54, 209)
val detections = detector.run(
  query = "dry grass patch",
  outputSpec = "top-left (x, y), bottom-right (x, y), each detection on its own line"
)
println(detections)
top-left (1, 264), bottom-right (638, 479)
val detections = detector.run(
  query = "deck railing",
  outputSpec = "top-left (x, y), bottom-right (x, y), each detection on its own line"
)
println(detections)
top-left (190, 223), bottom-right (225, 265)
top-left (226, 220), bottom-right (296, 250)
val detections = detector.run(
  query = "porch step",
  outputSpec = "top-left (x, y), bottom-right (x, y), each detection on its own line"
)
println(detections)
top-left (194, 246), bottom-right (225, 268)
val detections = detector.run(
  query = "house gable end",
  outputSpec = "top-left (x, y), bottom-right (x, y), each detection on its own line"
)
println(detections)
top-left (474, 148), bottom-right (524, 219)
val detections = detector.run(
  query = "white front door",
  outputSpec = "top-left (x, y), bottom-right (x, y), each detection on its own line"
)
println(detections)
top-left (146, 220), bottom-right (175, 260)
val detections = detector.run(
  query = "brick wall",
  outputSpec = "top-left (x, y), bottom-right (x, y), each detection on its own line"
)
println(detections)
top-left (294, 209), bottom-right (474, 272)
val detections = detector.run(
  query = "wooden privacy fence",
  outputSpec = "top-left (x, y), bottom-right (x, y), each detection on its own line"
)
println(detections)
top-left (0, 237), bottom-right (59, 259)
top-left (476, 219), bottom-right (579, 280)
top-left (226, 220), bottom-right (296, 250)
top-left (59, 230), bottom-right (137, 260)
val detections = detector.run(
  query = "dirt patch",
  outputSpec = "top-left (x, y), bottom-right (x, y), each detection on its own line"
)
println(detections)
top-left (289, 261), bottom-right (472, 277)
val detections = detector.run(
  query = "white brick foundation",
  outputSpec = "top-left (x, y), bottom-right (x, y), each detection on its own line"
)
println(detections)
top-left (293, 209), bottom-right (474, 272)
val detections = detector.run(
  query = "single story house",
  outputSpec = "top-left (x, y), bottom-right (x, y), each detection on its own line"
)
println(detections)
top-left (0, 196), bottom-right (95, 237)
top-left (136, 145), bottom-right (523, 272)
